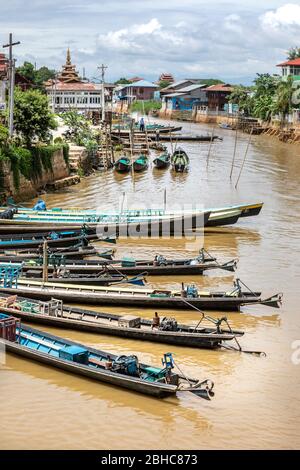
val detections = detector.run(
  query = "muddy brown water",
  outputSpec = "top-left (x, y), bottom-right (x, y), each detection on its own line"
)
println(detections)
top-left (1, 119), bottom-right (300, 449)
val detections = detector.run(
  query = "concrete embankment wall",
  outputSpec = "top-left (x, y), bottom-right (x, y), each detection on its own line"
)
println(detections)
top-left (0, 148), bottom-right (70, 202)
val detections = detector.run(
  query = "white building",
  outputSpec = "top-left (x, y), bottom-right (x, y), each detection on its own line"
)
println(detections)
top-left (45, 49), bottom-right (113, 113)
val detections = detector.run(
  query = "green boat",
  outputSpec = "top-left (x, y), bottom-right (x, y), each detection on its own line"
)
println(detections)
top-left (153, 152), bottom-right (170, 169)
top-left (114, 156), bottom-right (132, 173)
top-left (133, 154), bottom-right (148, 172)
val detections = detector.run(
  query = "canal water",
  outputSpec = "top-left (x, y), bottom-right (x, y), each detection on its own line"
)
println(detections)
top-left (1, 119), bottom-right (300, 449)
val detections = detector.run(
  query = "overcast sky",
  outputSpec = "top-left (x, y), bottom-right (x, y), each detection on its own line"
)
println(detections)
top-left (1, 1), bottom-right (300, 84)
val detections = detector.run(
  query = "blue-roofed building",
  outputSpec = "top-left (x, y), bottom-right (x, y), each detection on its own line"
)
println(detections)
top-left (161, 83), bottom-right (207, 112)
top-left (117, 80), bottom-right (159, 103)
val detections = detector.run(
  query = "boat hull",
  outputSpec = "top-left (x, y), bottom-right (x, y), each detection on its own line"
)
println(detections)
top-left (2, 339), bottom-right (176, 398)
top-left (1, 306), bottom-right (240, 349)
top-left (0, 285), bottom-right (261, 311)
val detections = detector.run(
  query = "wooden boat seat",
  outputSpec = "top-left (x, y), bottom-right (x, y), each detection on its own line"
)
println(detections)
top-left (0, 295), bottom-right (17, 307)
top-left (88, 357), bottom-right (106, 368)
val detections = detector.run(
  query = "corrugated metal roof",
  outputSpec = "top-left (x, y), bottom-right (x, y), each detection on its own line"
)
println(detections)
top-left (164, 92), bottom-right (186, 98)
top-left (125, 80), bottom-right (158, 88)
top-left (163, 79), bottom-right (193, 91)
top-left (178, 84), bottom-right (207, 92)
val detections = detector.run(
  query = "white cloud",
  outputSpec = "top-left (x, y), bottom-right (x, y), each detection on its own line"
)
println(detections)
top-left (97, 18), bottom-right (184, 52)
top-left (261, 3), bottom-right (300, 29)
top-left (224, 14), bottom-right (242, 33)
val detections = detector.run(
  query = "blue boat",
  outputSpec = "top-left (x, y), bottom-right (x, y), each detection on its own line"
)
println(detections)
top-left (0, 314), bottom-right (214, 399)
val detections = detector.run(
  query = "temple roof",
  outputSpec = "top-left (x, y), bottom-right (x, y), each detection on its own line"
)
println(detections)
top-left (57, 49), bottom-right (82, 83)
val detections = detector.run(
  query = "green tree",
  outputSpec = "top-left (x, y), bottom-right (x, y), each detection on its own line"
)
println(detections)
top-left (197, 78), bottom-right (224, 86)
top-left (0, 123), bottom-right (9, 147)
top-left (158, 80), bottom-right (171, 89)
top-left (35, 66), bottom-right (56, 86)
top-left (251, 74), bottom-right (279, 121)
top-left (287, 47), bottom-right (300, 60)
top-left (273, 76), bottom-right (294, 126)
top-left (16, 61), bottom-right (35, 82)
top-left (114, 77), bottom-right (131, 85)
top-left (229, 85), bottom-right (253, 115)
top-left (61, 110), bottom-right (93, 146)
top-left (13, 88), bottom-right (57, 146)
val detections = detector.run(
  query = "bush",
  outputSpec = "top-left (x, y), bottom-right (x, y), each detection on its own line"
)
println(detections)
top-left (130, 100), bottom-right (162, 115)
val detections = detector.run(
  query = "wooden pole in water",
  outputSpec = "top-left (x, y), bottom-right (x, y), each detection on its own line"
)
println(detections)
top-left (42, 240), bottom-right (48, 283)
top-left (206, 125), bottom-right (215, 167)
top-left (121, 191), bottom-right (126, 213)
top-left (235, 127), bottom-right (253, 189)
top-left (164, 188), bottom-right (167, 211)
top-left (169, 129), bottom-right (174, 154)
top-left (230, 126), bottom-right (239, 179)
top-left (130, 118), bottom-right (135, 183)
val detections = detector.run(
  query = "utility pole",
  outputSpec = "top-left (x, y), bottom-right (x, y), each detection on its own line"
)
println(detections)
top-left (3, 33), bottom-right (20, 137)
top-left (98, 64), bottom-right (107, 122)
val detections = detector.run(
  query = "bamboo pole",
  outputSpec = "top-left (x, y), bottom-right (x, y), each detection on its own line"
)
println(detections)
top-left (129, 119), bottom-right (135, 182)
top-left (206, 125), bottom-right (215, 167)
top-left (42, 241), bottom-right (48, 283)
top-left (230, 126), bottom-right (239, 179)
top-left (235, 127), bottom-right (253, 189)
top-left (163, 188), bottom-right (167, 211)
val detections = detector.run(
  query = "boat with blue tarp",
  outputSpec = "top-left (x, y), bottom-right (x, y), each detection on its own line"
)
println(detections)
top-left (0, 313), bottom-right (214, 399)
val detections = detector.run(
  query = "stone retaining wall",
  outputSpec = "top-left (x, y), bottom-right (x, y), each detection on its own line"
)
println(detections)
top-left (0, 148), bottom-right (70, 202)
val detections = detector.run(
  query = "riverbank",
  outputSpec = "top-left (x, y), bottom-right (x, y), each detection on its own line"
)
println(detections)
top-left (159, 109), bottom-right (300, 144)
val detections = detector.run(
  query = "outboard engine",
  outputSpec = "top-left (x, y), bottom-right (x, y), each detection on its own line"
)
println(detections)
top-left (186, 284), bottom-right (198, 298)
top-left (0, 208), bottom-right (16, 219)
top-left (112, 355), bottom-right (140, 377)
top-left (159, 317), bottom-right (178, 331)
top-left (154, 255), bottom-right (167, 266)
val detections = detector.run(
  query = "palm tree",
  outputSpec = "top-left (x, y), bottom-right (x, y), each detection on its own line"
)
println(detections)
top-left (287, 47), bottom-right (300, 60)
top-left (273, 76), bottom-right (294, 127)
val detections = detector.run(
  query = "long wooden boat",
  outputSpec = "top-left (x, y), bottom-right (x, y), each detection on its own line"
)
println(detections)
top-left (0, 296), bottom-right (244, 349)
top-left (0, 316), bottom-right (214, 399)
top-left (0, 247), bottom-right (114, 262)
top-left (153, 152), bottom-right (170, 169)
top-left (171, 148), bottom-right (189, 172)
top-left (206, 210), bottom-right (242, 227)
top-left (1, 202), bottom-right (263, 220)
top-left (133, 154), bottom-right (148, 172)
top-left (111, 125), bottom-right (182, 136)
top-left (0, 279), bottom-right (282, 312)
top-left (0, 231), bottom-right (115, 250)
top-left (150, 134), bottom-right (221, 142)
top-left (114, 157), bottom-right (132, 173)
top-left (0, 211), bottom-right (211, 236)
top-left (23, 271), bottom-right (146, 287)
top-left (19, 253), bottom-right (237, 276)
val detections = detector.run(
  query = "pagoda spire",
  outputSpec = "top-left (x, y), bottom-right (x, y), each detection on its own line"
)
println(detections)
top-left (66, 48), bottom-right (71, 66)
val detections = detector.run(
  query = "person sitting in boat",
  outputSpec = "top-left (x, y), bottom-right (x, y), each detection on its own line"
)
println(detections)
top-left (152, 312), bottom-right (160, 330)
top-left (33, 199), bottom-right (47, 211)
top-left (139, 117), bottom-right (145, 132)
top-left (155, 129), bottom-right (160, 142)
top-left (105, 355), bottom-right (113, 370)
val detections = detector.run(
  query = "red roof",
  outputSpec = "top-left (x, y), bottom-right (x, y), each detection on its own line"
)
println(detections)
top-left (45, 81), bottom-right (99, 91)
top-left (203, 84), bottom-right (233, 92)
top-left (0, 53), bottom-right (8, 74)
top-left (277, 58), bottom-right (300, 67)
